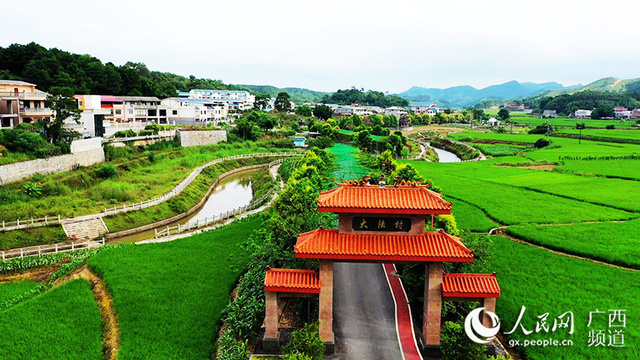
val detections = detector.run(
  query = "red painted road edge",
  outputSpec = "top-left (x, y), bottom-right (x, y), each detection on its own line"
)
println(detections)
top-left (383, 263), bottom-right (424, 360)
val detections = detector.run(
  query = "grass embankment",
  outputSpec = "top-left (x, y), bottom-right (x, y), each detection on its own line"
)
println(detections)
top-left (0, 226), bottom-right (66, 250)
top-left (0, 279), bottom-right (103, 360)
top-left (102, 157), bottom-right (277, 233)
top-left (89, 216), bottom-right (262, 359)
top-left (491, 236), bottom-right (640, 360)
top-left (506, 219), bottom-right (640, 269)
top-left (0, 141), bottom-right (293, 222)
top-left (327, 144), bottom-right (368, 180)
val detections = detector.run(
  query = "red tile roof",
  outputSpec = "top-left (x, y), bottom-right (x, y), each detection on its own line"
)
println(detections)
top-left (317, 184), bottom-right (452, 215)
top-left (442, 273), bottom-right (500, 299)
top-left (264, 268), bottom-right (321, 294)
top-left (295, 228), bottom-right (473, 262)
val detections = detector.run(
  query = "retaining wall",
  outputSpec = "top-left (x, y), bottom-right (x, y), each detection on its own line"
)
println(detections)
top-left (0, 138), bottom-right (105, 185)
top-left (177, 130), bottom-right (227, 147)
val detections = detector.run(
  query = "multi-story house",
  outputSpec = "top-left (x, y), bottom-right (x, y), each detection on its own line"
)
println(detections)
top-left (614, 106), bottom-right (631, 119)
top-left (384, 106), bottom-right (408, 119)
top-left (0, 80), bottom-right (53, 129)
top-left (410, 102), bottom-right (439, 116)
top-left (162, 98), bottom-right (228, 125)
top-left (631, 109), bottom-right (640, 120)
top-left (187, 89), bottom-right (255, 111)
top-left (118, 96), bottom-right (168, 124)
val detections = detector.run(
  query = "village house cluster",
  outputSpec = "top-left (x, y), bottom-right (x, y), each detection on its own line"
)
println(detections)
top-left (0, 79), bottom-right (256, 137)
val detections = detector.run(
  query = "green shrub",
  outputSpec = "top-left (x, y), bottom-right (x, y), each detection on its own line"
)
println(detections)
top-left (534, 138), bottom-right (550, 148)
top-left (606, 124), bottom-right (615, 129)
top-left (307, 136), bottom-right (334, 149)
top-left (95, 163), bottom-right (118, 179)
top-left (282, 352), bottom-right (313, 360)
top-left (282, 323), bottom-right (325, 360)
top-left (23, 183), bottom-right (42, 198)
top-left (114, 129), bottom-right (137, 138)
top-left (440, 321), bottom-right (486, 360)
top-left (528, 124), bottom-right (551, 135)
top-left (138, 129), bottom-right (155, 136)
top-left (434, 214), bottom-right (459, 236)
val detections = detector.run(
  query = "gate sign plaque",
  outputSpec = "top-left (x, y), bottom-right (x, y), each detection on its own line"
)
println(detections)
top-left (352, 216), bottom-right (411, 232)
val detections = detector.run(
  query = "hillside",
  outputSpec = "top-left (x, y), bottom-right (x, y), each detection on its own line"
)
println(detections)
top-left (536, 77), bottom-right (640, 98)
top-left (234, 84), bottom-right (326, 103)
top-left (396, 81), bottom-right (567, 108)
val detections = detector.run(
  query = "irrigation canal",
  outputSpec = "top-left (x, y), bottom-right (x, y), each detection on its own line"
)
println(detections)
top-left (111, 169), bottom-right (258, 243)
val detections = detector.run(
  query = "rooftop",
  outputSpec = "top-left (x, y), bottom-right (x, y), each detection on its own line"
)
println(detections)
top-left (264, 268), bottom-right (321, 294)
top-left (442, 273), bottom-right (500, 299)
top-left (295, 228), bottom-right (473, 262)
top-left (117, 96), bottom-right (161, 102)
top-left (0, 80), bottom-right (36, 86)
top-left (317, 183), bottom-right (452, 215)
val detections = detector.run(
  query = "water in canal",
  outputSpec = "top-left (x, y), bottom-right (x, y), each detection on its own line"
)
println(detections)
top-left (111, 169), bottom-right (258, 243)
top-left (428, 144), bottom-right (462, 163)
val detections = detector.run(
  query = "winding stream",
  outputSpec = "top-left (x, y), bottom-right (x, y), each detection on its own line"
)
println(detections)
top-left (428, 144), bottom-right (462, 163)
top-left (111, 169), bottom-right (258, 243)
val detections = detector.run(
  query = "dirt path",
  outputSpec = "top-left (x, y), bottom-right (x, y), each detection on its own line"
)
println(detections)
top-left (67, 265), bottom-right (120, 360)
top-left (0, 264), bottom-right (60, 284)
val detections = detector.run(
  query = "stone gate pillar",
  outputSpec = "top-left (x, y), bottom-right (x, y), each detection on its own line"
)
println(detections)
top-left (483, 297), bottom-right (497, 328)
top-left (262, 291), bottom-right (279, 351)
top-left (319, 260), bottom-right (335, 352)
top-left (423, 262), bottom-right (444, 347)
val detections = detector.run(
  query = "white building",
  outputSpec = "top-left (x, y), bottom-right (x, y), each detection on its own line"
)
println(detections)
top-left (162, 98), bottom-right (229, 125)
top-left (542, 110), bottom-right (557, 118)
top-left (411, 102), bottom-right (439, 116)
top-left (188, 89), bottom-right (255, 111)
top-left (487, 118), bottom-right (501, 126)
top-left (384, 106), bottom-right (408, 118)
top-left (118, 96), bottom-right (168, 124)
top-left (574, 109), bottom-right (592, 119)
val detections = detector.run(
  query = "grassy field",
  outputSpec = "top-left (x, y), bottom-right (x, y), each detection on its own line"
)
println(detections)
top-left (429, 162), bottom-right (640, 213)
top-left (0, 279), bottom-right (103, 360)
top-left (0, 141), bottom-right (291, 221)
top-left (556, 159), bottom-right (640, 180)
top-left (405, 161), bottom-right (636, 225)
top-left (103, 157), bottom-right (275, 232)
top-left (506, 220), bottom-right (640, 269)
top-left (89, 216), bottom-right (262, 360)
top-left (0, 280), bottom-right (40, 303)
top-left (0, 226), bottom-right (66, 250)
top-left (556, 128), bottom-right (640, 140)
top-left (339, 129), bottom-right (387, 141)
top-left (491, 236), bottom-right (639, 360)
top-left (450, 199), bottom-right (499, 233)
top-left (508, 116), bottom-right (637, 129)
top-left (473, 143), bottom-right (530, 157)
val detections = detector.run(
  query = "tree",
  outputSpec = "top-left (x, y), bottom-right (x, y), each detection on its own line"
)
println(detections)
top-left (274, 91), bottom-right (292, 112)
top-left (497, 108), bottom-right (510, 121)
top-left (254, 93), bottom-right (271, 110)
top-left (294, 104), bottom-right (313, 116)
top-left (355, 130), bottom-right (374, 152)
top-left (312, 104), bottom-right (333, 120)
top-left (388, 133), bottom-right (404, 156)
top-left (45, 87), bottom-right (81, 144)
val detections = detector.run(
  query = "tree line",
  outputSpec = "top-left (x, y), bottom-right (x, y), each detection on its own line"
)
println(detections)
top-left (0, 42), bottom-right (242, 98)
top-left (321, 87), bottom-right (409, 108)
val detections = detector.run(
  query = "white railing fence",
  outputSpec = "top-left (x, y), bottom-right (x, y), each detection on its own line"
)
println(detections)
top-left (1, 215), bottom-right (62, 231)
top-left (1, 238), bottom-right (105, 261)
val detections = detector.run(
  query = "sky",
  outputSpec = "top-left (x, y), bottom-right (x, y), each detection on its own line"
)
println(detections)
top-left (3, 0), bottom-right (640, 93)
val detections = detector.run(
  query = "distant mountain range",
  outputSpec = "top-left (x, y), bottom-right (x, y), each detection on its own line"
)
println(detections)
top-left (395, 81), bottom-right (578, 108)
top-left (236, 77), bottom-right (640, 108)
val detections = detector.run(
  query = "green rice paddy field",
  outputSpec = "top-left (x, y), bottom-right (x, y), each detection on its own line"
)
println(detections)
top-left (405, 129), bottom-right (640, 359)
top-left (0, 279), bottom-right (103, 360)
top-left (89, 215), bottom-right (262, 360)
